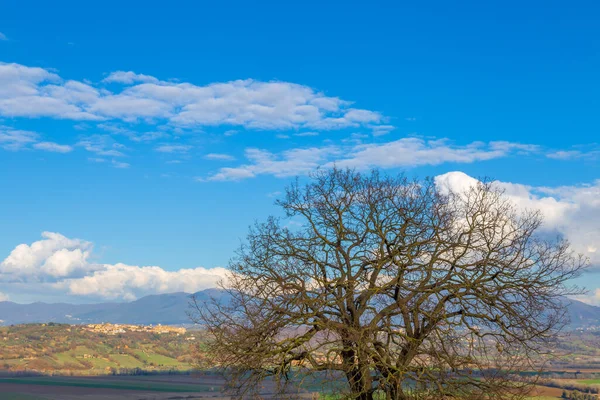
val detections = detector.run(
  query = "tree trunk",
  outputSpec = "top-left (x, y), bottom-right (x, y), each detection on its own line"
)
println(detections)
top-left (346, 364), bottom-right (374, 400)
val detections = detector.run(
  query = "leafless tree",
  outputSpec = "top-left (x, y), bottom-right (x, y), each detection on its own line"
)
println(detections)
top-left (191, 168), bottom-right (586, 400)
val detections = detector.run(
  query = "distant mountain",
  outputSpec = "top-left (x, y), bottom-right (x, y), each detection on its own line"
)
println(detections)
top-left (562, 297), bottom-right (600, 329)
top-left (0, 288), bottom-right (228, 326)
top-left (0, 291), bottom-right (598, 329)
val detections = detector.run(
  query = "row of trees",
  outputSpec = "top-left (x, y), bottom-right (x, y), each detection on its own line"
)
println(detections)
top-left (562, 389), bottom-right (598, 400)
top-left (191, 168), bottom-right (587, 399)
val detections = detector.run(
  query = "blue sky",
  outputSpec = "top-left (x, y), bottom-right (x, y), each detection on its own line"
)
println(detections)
top-left (0, 0), bottom-right (598, 303)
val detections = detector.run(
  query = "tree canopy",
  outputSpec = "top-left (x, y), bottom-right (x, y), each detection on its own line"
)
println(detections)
top-left (193, 168), bottom-right (586, 400)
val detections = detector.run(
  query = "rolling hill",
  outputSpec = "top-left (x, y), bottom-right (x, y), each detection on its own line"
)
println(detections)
top-left (0, 289), bottom-right (227, 326)
top-left (0, 289), bottom-right (599, 329)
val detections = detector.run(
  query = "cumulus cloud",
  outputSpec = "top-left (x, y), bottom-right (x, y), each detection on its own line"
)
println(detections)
top-left (0, 232), bottom-right (95, 281)
top-left (435, 171), bottom-right (600, 268)
top-left (207, 138), bottom-right (537, 181)
top-left (0, 62), bottom-right (387, 131)
top-left (0, 232), bottom-right (228, 301)
top-left (0, 63), bottom-right (98, 120)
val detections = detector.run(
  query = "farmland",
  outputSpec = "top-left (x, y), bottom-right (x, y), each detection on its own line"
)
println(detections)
top-left (0, 323), bottom-right (199, 375)
top-left (0, 373), bottom-right (319, 399)
top-left (5, 323), bottom-right (600, 398)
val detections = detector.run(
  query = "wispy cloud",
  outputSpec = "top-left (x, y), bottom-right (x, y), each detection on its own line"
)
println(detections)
top-left (207, 146), bottom-right (339, 181)
top-left (112, 160), bottom-right (130, 169)
top-left (155, 144), bottom-right (192, 153)
top-left (294, 131), bottom-right (319, 137)
top-left (77, 135), bottom-right (126, 157)
top-left (32, 142), bottom-right (73, 153)
top-left (370, 125), bottom-right (395, 136)
top-left (0, 127), bottom-right (38, 150)
top-left (102, 71), bottom-right (159, 84)
top-left (547, 146), bottom-right (599, 161)
top-left (0, 32), bottom-right (7, 41)
top-left (206, 138), bottom-right (539, 181)
top-left (204, 153), bottom-right (235, 161)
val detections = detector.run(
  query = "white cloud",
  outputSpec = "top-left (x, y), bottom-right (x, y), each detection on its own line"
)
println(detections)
top-left (97, 123), bottom-right (168, 142)
top-left (134, 131), bottom-right (169, 142)
top-left (0, 232), bottom-right (228, 301)
top-left (0, 292), bottom-right (8, 301)
top-left (0, 126), bottom-right (72, 153)
top-left (435, 171), bottom-right (600, 269)
top-left (331, 138), bottom-right (518, 169)
top-left (294, 131), bottom-right (319, 137)
top-left (102, 71), bottom-right (159, 84)
top-left (0, 232), bottom-right (95, 281)
top-left (112, 159), bottom-right (130, 169)
top-left (0, 32), bottom-right (7, 41)
top-left (33, 141), bottom-right (73, 153)
top-left (207, 138), bottom-right (537, 181)
top-left (0, 62), bottom-right (389, 131)
top-left (0, 126), bottom-right (38, 150)
top-left (77, 135), bottom-right (126, 157)
top-left (155, 144), bottom-right (192, 153)
top-left (207, 146), bottom-right (339, 181)
top-left (370, 125), bottom-right (395, 136)
top-left (547, 151), bottom-right (581, 160)
top-left (61, 264), bottom-right (228, 301)
top-left (204, 153), bottom-right (235, 161)
top-left (547, 148), bottom-right (599, 160)
top-left (0, 63), bottom-right (99, 120)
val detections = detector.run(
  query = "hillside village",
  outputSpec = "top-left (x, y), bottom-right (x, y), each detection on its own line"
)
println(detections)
top-left (83, 323), bottom-right (186, 336)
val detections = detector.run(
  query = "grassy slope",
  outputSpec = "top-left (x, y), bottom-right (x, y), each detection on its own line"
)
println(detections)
top-left (0, 324), bottom-right (196, 375)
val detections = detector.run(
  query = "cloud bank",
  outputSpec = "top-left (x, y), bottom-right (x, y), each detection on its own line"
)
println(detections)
top-left (0, 232), bottom-right (227, 302)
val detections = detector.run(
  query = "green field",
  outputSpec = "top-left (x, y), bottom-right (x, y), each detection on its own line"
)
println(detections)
top-left (109, 354), bottom-right (144, 368)
top-left (576, 379), bottom-right (600, 385)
